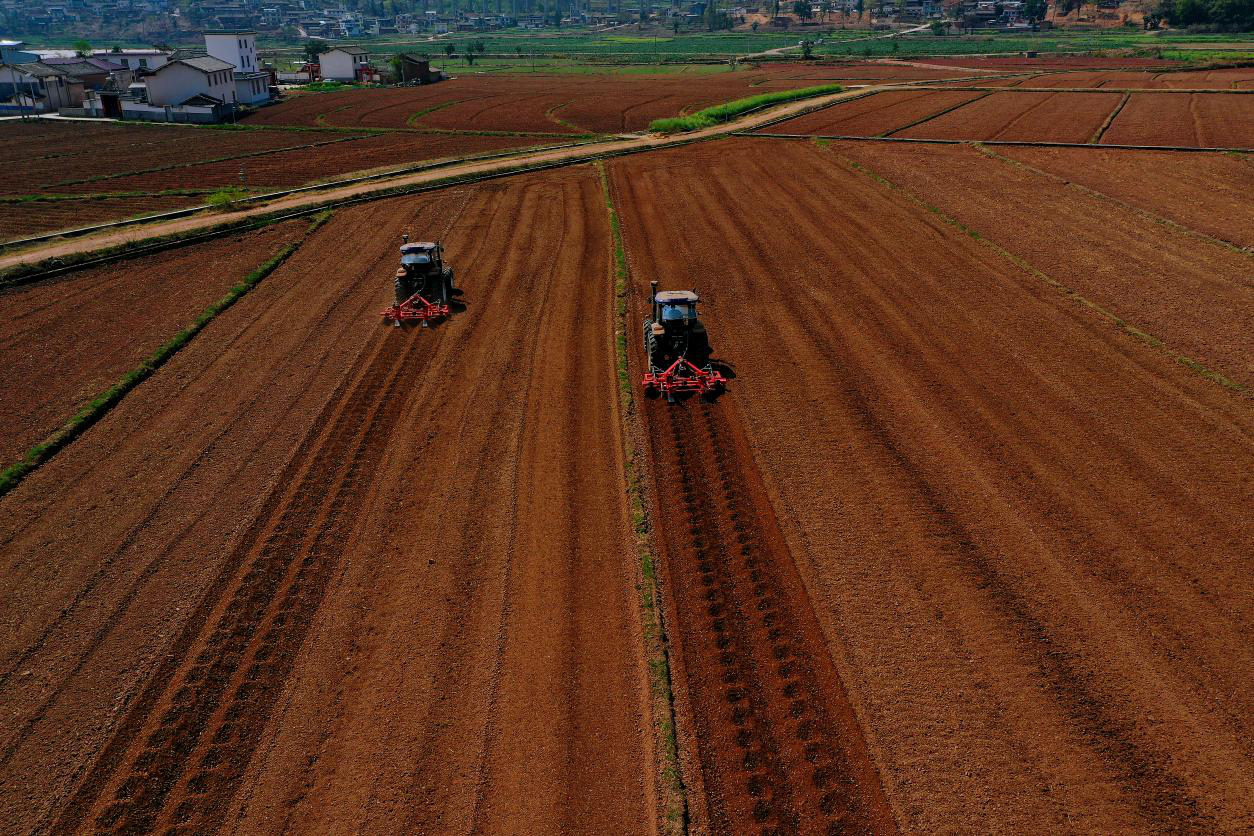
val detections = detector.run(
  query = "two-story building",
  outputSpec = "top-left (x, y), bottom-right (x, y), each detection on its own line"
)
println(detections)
top-left (319, 45), bottom-right (370, 82)
top-left (144, 55), bottom-right (236, 106)
top-left (204, 30), bottom-right (271, 104)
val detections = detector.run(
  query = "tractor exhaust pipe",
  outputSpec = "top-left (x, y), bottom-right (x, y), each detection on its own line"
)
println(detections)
top-left (650, 280), bottom-right (658, 322)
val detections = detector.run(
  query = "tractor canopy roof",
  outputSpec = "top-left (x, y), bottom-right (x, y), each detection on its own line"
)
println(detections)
top-left (655, 290), bottom-right (698, 304)
top-left (400, 241), bottom-right (437, 254)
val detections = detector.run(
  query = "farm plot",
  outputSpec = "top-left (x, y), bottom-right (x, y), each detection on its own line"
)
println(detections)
top-left (1101, 93), bottom-right (1254, 147)
top-left (824, 139), bottom-right (1254, 386)
top-left (760, 89), bottom-right (984, 136)
top-left (997, 145), bottom-right (1254, 247)
top-left (0, 167), bottom-right (654, 833)
top-left (611, 137), bottom-right (1254, 833)
top-left (62, 131), bottom-right (543, 194)
top-left (251, 71), bottom-right (839, 135)
top-left (0, 194), bottom-right (203, 241)
top-left (0, 220), bottom-right (306, 465)
top-left (893, 91), bottom-right (1121, 142)
top-left (0, 120), bottom-right (339, 194)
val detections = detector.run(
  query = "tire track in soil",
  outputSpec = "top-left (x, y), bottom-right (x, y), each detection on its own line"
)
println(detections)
top-left (52, 325), bottom-right (429, 834)
top-left (642, 395), bottom-right (895, 836)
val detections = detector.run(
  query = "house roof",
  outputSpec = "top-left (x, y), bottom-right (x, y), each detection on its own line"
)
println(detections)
top-left (12, 61), bottom-right (70, 78)
top-left (166, 55), bottom-right (236, 74)
top-left (326, 45), bottom-right (368, 55)
top-left (180, 93), bottom-right (224, 106)
top-left (205, 30), bottom-right (259, 35)
top-left (41, 59), bottom-right (107, 77)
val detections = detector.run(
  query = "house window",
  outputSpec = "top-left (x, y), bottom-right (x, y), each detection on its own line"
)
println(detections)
top-left (139, 58), bottom-right (147, 68)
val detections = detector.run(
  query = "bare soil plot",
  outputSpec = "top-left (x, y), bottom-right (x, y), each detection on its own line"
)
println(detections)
top-left (62, 131), bottom-right (541, 194)
top-left (0, 195), bottom-right (202, 241)
top-left (761, 89), bottom-right (984, 136)
top-left (825, 139), bottom-right (1254, 386)
top-left (999, 145), bottom-right (1254, 247)
top-left (0, 221), bottom-right (306, 463)
top-left (612, 137), bottom-right (1254, 833)
top-left (0, 120), bottom-right (339, 194)
top-left (0, 167), bottom-right (653, 833)
top-left (919, 55), bottom-right (1179, 71)
top-left (1102, 92), bottom-right (1254, 147)
top-left (250, 71), bottom-right (842, 135)
top-left (895, 91), bottom-right (1119, 142)
top-left (1152, 67), bottom-right (1254, 89)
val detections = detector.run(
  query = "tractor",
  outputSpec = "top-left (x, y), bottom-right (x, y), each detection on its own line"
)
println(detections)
top-left (642, 281), bottom-right (726, 400)
top-left (381, 235), bottom-right (455, 326)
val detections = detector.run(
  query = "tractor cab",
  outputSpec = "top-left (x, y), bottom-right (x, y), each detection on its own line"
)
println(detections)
top-left (399, 241), bottom-right (442, 277)
top-left (656, 290), bottom-right (699, 329)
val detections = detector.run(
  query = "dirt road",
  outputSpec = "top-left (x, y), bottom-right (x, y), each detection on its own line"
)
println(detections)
top-left (0, 167), bottom-right (655, 833)
top-left (611, 138), bottom-right (1254, 832)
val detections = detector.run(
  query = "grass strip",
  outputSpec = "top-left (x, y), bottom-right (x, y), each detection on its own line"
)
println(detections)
top-left (650, 83), bottom-right (843, 133)
top-left (824, 143), bottom-right (1249, 397)
top-left (0, 210), bottom-right (333, 500)
top-left (1090, 92), bottom-right (1131, 144)
top-left (880, 90), bottom-right (992, 138)
top-left (405, 98), bottom-right (462, 127)
top-left (596, 159), bottom-right (687, 835)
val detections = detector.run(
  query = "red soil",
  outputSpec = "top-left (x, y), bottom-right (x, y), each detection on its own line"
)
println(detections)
top-left (1102, 92), bottom-right (1253, 147)
top-left (825, 139), bottom-right (1254, 387)
top-left (0, 120), bottom-right (340, 194)
top-left (998, 145), bottom-right (1254, 248)
top-left (896, 91), bottom-right (1119, 142)
top-left (763, 89), bottom-right (983, 136)
top-left (0, 221), bottom-right (305, 464)
top-left (249, 71), bottom-right (855, 135)
top-left (612, 137), bottom-right (1254, 832)
top-left (920, 55), bottom-right (1180, 70)
top-left (0, 168), bottom-right (653, 833)
top-left (0, 195), bottom-right (201, 241)
top-left (64, 131), bottom-right (542, 194)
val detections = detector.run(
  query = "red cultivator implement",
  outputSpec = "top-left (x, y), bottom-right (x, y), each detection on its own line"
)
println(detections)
top-left (382, 292), bottom-right (450, 327)
top-left (643, 357), bottom-right (726, 400)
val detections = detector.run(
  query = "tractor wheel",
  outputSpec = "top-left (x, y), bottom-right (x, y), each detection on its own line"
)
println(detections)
top-left (687, 328), bottom-right (711, 366)
top-left (394, 275), bottom-right (411, 305)
top-left (643, 318), bottom-right (662, 369)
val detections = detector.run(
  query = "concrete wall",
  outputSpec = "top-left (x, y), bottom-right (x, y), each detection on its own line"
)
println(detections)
top-left (146, 62), bottom-right (234, 106)
top-left (319, 50), bottom-right (365, 81)
top-left (234, 74), bottom-right (270, 105)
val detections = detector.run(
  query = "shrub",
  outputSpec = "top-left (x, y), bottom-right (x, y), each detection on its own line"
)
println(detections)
top-left (207, 186), bottom-right (249, 207)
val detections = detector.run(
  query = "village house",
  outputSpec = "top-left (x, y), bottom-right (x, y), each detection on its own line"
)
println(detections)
top-left (318, 45), bottom-right (370, 82)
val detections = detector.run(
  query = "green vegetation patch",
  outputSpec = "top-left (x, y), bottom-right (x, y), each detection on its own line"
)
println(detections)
top-left (650, 83), bottom-right (843, 133)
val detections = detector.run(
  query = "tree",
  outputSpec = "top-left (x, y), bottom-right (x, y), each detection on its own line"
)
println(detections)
top-left (444, 41), bottom-right (456, 57)
top-left (1022, 0), bottom-right (1046, 20)
top-left (73, 38), bottom-right (91, 57)
top-left (751, 19), bottom-right (760, 30)
top-left (304, 40), bottom-right (330, 62)
top-left (794, 0), bottom-right (813, 17)
top-left (800, 38), bottom-right (814, 58)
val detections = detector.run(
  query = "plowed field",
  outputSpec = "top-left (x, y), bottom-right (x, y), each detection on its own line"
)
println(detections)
top-left (761, 89), bottom-right (984, 137)
top-left (0, 167), bottom-right (653, 833)
top-left (0, 194), bottom-right (203, 241)
top-left (823, 139), bottom-right (1254, 386)
top-left (249, 70), bottom-right (856, 134)
top-left (1102, 92), bottom-right (1254, 147)
top-left (0, 220), bottom-right (305, 465)
top-left (610, 137), bottom-right (1254, 832)
top-left (894, 91), bottom-right (1121, 142)
top-left (997, 145), bottom-right (1254, 247)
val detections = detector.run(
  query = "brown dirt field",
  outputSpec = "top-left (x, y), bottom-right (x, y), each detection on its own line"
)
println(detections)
top-left (999, 145), bottom-right (1254, 247)
top-left (250, 71), bottom-right (850, 135)
top-left (0, 120), bottom-right (342, 194)
top-left (825, 139), bottom-right (1254, 387)
top-left (1152, 67), bottom-right (1254, 89)
top-left (1102, 92), bottom-right (1254, 147)
top-left (0, 221), bottom-right (305, 465)
top-left (918, 55), bottom-right (1180, 70)
top-left (0, 195), bottom-right (202, 241)
top-left (0, 167), bottom-right (653, 833)
top-left (762, 89), bottom-right (984, 136)
top-left (893, 91), bottom-right (1119, 142)
top-left (62, 131), bottom-right (542, 194)
top-left (611, 137), bottom-right (1254, 832)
